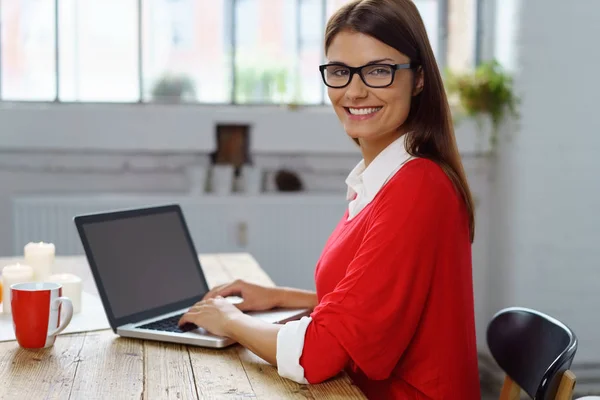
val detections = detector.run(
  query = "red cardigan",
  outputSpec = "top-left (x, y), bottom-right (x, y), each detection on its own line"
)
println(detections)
top-left (299, 159), bottom-right (481, 399)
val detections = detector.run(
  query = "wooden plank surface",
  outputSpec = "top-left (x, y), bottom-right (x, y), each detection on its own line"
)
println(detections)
top-left (188, 346), bottom-right (255, 399)
top-left (191, 254), bottom-right (257, 399)
top-left (0, 333), bottom-right (86, 400)
top-left (305, 376), bottom-right (367, 399)
top-left (144, 341), bottom-right (198, 400)
top-left (0, 254), bottom-right (366, 400)
top-left (199, 254), bottom-right (234, 289)
top-left (69, 331), bottom-right (143, 400)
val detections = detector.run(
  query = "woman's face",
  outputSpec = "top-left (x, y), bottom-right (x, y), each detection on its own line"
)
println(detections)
top-left (325, 30), bottom-right (422, 144)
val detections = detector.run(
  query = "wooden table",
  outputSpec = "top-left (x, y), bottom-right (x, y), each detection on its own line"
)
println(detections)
top-left (0, 253), bottom-right (366, 400)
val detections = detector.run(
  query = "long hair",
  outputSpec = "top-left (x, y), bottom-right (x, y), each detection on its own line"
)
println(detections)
top-left (325, 0), bottom-right (476, 242)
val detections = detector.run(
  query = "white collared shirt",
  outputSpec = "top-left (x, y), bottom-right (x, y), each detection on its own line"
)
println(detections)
top-left (276, 136), bottom-right (416, 384)
top-left (345, 136), bottom-right (415, 220)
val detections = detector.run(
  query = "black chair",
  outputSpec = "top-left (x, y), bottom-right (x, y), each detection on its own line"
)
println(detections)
top-left (487, 307), bottom-right (578, 400)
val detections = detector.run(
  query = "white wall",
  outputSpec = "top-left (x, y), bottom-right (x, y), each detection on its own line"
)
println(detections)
top-left (488, 0), bottom-right (600, 370)
top-left (0, 102), bottom-right (487, 154)
top-left (0, 104), bottom-right (351, 154)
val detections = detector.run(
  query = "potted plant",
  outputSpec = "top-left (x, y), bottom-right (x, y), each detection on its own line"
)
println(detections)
top-left (446, 60), bottom-right (520, 153)
top-left (235, 65), bottom-right (289, 104)
top-left (150, 74), bottom-right (196, 103)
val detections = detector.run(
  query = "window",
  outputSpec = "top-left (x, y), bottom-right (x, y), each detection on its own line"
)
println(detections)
top-left (414, 0), bottom-right (440, 60)
top-left (58, 0), bottom-right (139, 102)
top-left (493, 0), bottom-right (518, 72)
top-left (299, 0), bottom-right (325, 104)
top-left (165, 0), bottom-right (195, 49)
top-left (143, 0), bottom-right (231, 103)
top-left (1, 0), bottom-right (56, 101)
top-left (0, 0), bottom-right (478, 105)
top-left (233, 0), bottom-right (299, 104)
top-left (447, 0), bottom-right (477, 71)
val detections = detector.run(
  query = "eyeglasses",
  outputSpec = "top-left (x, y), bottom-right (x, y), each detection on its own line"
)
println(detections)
top-left (319, 62), bottom-right (420, 88)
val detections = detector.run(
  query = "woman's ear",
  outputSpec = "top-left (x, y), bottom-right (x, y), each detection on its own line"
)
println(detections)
top-left (412, 67), bottom-right (424, 96)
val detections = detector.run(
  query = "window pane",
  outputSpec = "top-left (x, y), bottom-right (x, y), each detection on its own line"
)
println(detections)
top-left (414, 0), bottom-right (439, 61)
top-left (1, 0), bottom-right (56, 101)
top-left (299, 0), bottom-right (325, 104)
top-left (234, 0), bottom-right (298, 104)
top-left (143, 0), bottom-right (231, 103)
top-left (494, 0), bottom-right (518, 72)
top-left (58, 0), bottom-right (139, 102)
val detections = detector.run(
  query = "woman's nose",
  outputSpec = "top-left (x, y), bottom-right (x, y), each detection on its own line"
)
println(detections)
top-left (344, 73), bottom-right (368, 100)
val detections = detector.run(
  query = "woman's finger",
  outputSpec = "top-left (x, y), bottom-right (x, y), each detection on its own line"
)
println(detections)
top-left (189, 303), bottom-right (210, 312)
top-left (234, 300), bottom-right (251, 312)
top-left (204, 283), bottom-right (230, 299)
top-left (207, 282), bottom-right (243, 299)
top-left (203, 283), bottom-right (228, 300)
top-left (178, 311), bottom-right (200, 326)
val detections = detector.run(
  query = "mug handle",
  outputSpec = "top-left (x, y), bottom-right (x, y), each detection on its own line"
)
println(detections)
top-left (48, 297), bottom-right (74, 337)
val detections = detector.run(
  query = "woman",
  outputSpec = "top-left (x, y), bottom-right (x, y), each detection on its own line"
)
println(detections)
top-left (179, 0), bottom-right (481, 398)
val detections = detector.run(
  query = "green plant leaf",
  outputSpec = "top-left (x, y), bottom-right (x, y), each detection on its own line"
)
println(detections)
top-left (445, 60), bottom-right (520, 152)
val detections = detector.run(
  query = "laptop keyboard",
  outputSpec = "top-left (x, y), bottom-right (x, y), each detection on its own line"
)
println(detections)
top-left (136, 313), bottom-right (197, 333)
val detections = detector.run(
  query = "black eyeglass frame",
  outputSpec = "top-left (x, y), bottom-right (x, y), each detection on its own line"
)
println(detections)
top-left (318, 62), bottom-right (421, 88)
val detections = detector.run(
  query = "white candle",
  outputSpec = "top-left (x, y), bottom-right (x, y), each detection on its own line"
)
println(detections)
top-left (48, 273), bottom-right (82, 314)
top-left (1, 264), bottom-right (34, 314)
top-left (24, 242), bottom-right (55, 281)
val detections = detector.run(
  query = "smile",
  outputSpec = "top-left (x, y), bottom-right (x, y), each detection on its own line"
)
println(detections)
top-left (344, 107), bottom-right (383, 120)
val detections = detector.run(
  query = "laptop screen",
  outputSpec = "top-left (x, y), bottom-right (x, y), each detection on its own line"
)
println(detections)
top-left (79, 208), bottom-right (209, 321)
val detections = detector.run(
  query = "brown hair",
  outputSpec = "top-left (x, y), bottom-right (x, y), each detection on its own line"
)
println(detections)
top-left (325, 0), bottom-right (476, 242)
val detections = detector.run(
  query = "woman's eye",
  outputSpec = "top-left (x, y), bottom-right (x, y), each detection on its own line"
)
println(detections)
top-left (332, 69), bottom-right (349, 76)
top-left (369, 68), bottom-right (391, 76)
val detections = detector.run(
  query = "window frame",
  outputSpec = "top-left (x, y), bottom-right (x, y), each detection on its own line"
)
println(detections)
top-left (0, 0), bottom-right (464, 105)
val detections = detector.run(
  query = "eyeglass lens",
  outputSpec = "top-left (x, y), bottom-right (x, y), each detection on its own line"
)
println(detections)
top-left (322, 64), bottom-right (394, 88)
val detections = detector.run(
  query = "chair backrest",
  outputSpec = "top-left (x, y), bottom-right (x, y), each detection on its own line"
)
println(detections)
top-left (487, 307), bottom-right (578, 399)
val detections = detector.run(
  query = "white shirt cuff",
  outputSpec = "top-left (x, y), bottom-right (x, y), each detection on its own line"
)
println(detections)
top-left (276, 316), bottom-right (312, 384)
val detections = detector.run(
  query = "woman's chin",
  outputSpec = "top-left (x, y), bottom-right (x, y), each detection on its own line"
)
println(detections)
top-left (345, 130), bottom-right (376, 142)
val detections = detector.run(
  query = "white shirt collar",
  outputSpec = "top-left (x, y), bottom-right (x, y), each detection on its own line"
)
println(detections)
top-left (345, 136), bottom-right (413, 202)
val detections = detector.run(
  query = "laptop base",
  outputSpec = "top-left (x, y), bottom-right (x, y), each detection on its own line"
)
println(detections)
top-left (117, 306), bottom-right (312, 349)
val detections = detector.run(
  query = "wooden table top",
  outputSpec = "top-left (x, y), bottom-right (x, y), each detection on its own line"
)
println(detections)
top-left (0, 253), bottom-right (366, 400)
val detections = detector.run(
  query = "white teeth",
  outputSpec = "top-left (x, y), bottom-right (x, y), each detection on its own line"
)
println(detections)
top-left (348, 107), bottom-right (382, 115)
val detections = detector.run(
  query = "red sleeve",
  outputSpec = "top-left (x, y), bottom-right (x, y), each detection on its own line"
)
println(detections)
top-left (300, 160), bottom-right (461, 383)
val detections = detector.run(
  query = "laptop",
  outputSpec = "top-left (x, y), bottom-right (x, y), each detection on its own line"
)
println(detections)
top-left (73, 204), bottom-right (311, 348)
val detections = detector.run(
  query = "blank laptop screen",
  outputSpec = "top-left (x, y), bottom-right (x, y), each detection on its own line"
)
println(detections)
top-left (81, 210), bottom-right (208, 320)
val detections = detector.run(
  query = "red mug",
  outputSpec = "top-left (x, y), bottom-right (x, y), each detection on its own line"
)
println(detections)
top-left (11, 282), bottom-right (73, 349)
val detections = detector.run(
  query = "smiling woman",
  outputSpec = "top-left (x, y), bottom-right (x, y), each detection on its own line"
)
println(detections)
top-left (321, 0), bottom-right (475, 239)
top-left (321, 31), bottom-right (424, 162)
top-left (178, 1), bottom-right (480, 399)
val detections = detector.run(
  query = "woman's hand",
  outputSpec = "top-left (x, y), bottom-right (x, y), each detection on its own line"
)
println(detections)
top-left (178, 296), bottom-right (243, 337)
top-left (202, 279), bottom-right (281, 312)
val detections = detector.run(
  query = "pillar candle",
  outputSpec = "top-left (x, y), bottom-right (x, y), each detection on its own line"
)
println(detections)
top-left (24, 242), bottom-right (55, 281)
top-left (48, 273), bottom-right (82, 314)
top-left (1, 264), bottom-right (34, 314)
